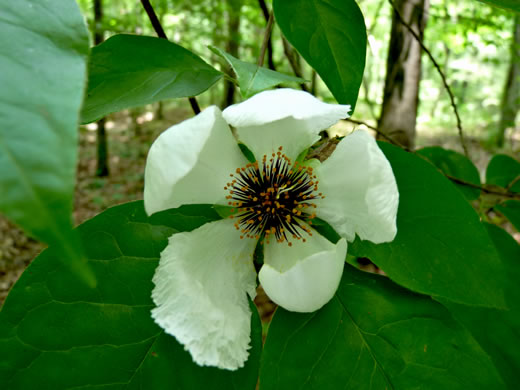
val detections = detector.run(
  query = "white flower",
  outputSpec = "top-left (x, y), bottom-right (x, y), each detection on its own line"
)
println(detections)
top-left (144, 89), bottom-right (399, 370)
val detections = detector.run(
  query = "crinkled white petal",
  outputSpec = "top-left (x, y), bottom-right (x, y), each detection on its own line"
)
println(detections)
top-left (144, 106), bottom-right (249, 215)
top-left (259, 228), bottom-right (347, 313)
top-left (222, 89), bottom-right (351, 161)
top-left (151, 218), bottom-right (257, 370)
top-left (315, 130), bottom-right (399, 243)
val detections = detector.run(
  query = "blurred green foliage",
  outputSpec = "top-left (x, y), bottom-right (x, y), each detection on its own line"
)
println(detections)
top-left (76, 0), bottom-right (516, 135)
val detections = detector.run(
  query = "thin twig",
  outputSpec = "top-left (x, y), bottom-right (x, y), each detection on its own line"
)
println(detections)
top-left (258, 0), bottom-right (276, 70)
top-left (388, 0), bottom-right (468, 158)
top-left (140, 0), bottom-right (201, 115)
top-left (345, 118), bottom-right (520, 199)
top-left (188, 97), bottom-right (201, 114)
top-left (282, 37), bottom-right (309, 92)
top-left (446, 176), bottom-right (520, 199)
top-left (140, 0), bottom-right (167, 38)
top-left (258, 10), bottom-right (275, 67)
top-left (506, 175), bottom-right (520, 191)
top-left (345, 118), bottom-right (412, 152)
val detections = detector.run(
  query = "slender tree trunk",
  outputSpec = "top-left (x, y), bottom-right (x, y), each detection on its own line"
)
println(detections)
top-left (496, 15), bottom-right (520, 147)
top-left (377, 0), bottom-right (430, 149)
top-left (94, 0), bottom-right (109, 177)
top-left (221, 0), bottom-right (241, 108)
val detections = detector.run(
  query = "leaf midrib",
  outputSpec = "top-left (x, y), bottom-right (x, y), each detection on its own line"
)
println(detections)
top-left (335, 294), bottom-right (395, 390)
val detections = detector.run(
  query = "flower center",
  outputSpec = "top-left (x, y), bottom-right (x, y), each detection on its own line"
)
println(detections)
top-left (225, 146), bottom-right (323, 246)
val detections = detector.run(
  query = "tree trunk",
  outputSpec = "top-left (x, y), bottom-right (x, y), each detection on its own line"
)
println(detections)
top-left (221, 0), bottom-right (242, 108)
top-left (377, 0), bottom-right (429, 149)
top-left (496, 15), bottom-right (520, 147)
top-left (94, 0), bottom-right (109, 177)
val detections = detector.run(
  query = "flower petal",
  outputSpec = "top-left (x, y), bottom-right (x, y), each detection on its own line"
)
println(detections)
top-left (315, 130), bottom-right (399, 243)
top-left (259, 229), bottom-right (347, 313)
top-left (222, 89), bottom-right (351, 161)
top-left (144, 106), bottom-right (249, 215)
top-left (151, 218), bottom-right (257, 370)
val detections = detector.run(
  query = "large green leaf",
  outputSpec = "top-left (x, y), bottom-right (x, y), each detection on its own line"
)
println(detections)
top-left (349, 142), bottom-right (506, 308)
top-left (485, 154), bottom-right (520, 193)
top-left (210, 46), bottom-right (304, 98)
top-left (260, 266), bottom-right (504, 390)
top-left (440, 224), bottom-right (520, 389)
top-left (81, 34), bottom-right (222, 123)
top-left (495, 200), bottom-right (520, 232)
top-left (476, 0), bottom-right (520, 13)
top-left (273, 0), bottom-right (366, 109)
top-left (0, 0), bottom-right (92, 283)
top-left (0, 201), bottom-right (262, 389)
top-left (417, 146), bottom-right (481, 200)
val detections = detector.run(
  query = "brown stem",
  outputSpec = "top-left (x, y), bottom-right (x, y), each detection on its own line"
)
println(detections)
top-left (282, 37), bottom-right (308, 92)
top-left (188, 97), bottom-right (201, 114)
top-left (345, 118), bottom-right (412, 152)
top-left (258, 10), bottom-right (275, 67)
top-left (345, 118), bottom-right (520, 199)
top-left (140, 0), bottom-right (167, 38)
top-left (258, 0), bottom-right (276, 70)
top-left (140, 0), bottom-right (201, 115)
top-left (446, 176), bottom-right (520, 199)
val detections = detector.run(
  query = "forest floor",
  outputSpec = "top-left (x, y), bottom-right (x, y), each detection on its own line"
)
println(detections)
top-left (1, 105), bottom-right (518, 322)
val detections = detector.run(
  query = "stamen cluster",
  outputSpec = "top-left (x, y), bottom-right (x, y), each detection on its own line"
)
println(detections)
top-left (225, 146), bottom-right (323, 246)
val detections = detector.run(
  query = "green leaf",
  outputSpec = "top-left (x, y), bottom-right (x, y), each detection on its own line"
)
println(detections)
top-left (486, 154), bottom-right (520, 192)
top-left (350, 142), bottom-right (506, 308)
top-left (210, 46), bottom-right (304, 98)
top-left (260, 266), bottom-right (505, 390)
top-left (439, 224), bottom-right (520, 389)
top-left (81, 34), bottom-right (222, 123)
top-left (495, 200), bottom-right (520, 232)
top-left (417, 146), bottom-right (481, 200)
top-left (273, 0), bottom-right (366, 109)
top-left (0, 201), bottom-right (262, 390)
top-left (0, 0), bottom-right (93, 285)
top-left (476, 0), bottom-right (520, 13)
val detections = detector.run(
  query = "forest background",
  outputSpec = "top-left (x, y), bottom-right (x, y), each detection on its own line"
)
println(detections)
top-left (0, 0), bottom-right (519, 303)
